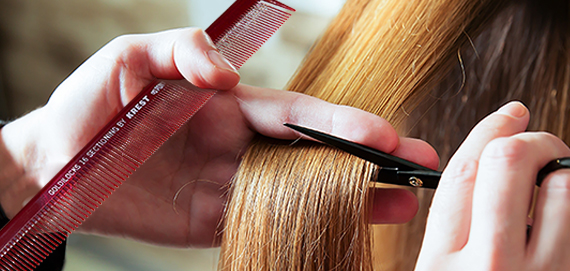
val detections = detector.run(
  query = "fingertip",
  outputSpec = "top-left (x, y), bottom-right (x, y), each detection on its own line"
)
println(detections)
top-left (496, 101), bottom-right (529, 119)
top-left (482, 101), bottom-right (530, 133)
top-left (173, 28), bottom-right (241, 90)
top-left (201, 52), bottom-right (241, 90)
top-left (369, 188), bottom-right (418, 224)
top-left (451, 101), bottom-right (531, 162)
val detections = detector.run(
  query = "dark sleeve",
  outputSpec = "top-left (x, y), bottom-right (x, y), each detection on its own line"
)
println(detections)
top-left (0, 202), bottom-right (67, 270)
top-left (36, 235), bottom-right (67, 271)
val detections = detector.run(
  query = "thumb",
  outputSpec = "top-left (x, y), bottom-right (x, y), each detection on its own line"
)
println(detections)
top-left (38, 28), bottom-right (241, 163)
top-left (172, 28), bottom-right (240, 90)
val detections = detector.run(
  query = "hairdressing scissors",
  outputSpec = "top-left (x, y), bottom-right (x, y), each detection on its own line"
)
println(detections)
top-left (285, 123), bottom-right (570, 189)
top-left (284, 123), bottom-right (441, 189)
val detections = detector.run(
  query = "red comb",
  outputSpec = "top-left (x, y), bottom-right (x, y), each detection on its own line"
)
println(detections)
top-left (207, 0), bottom-right (295, 69)
top-left (0, 1), bottom-right (293, 269)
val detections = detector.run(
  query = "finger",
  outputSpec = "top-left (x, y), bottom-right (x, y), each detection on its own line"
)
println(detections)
top-left (391, 137), bottom-right (440, 170)
top-left (369, 188), bottom-right (418, 224)
top-left (101, 27), bottom-right (240, 92)
top-left (468, 133), bottom-right (570, 259)
top-left (423, 101), bottom-right (529, 254)
top-left (527, 170), bottom-right (570, 268)
top-left (43, 28), bottom-right (241, 152)
top-left (49, 28), bottom-right (240, 112)
top-left (171, 28), bottom-right (240, 90)
top-left (233, 84), bottom-right (400, 154)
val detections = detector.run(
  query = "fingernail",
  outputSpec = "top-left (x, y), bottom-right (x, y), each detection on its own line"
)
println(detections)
top-left (496, 101), bottom-right (527, 118)
top-left (208, 50), bottom-right (238, 74)
top-left (202, 30), bottom-right (216, 48)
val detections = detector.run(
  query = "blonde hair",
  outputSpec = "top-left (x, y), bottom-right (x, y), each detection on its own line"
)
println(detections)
top-left (219, 0), bottom-right (570, 269)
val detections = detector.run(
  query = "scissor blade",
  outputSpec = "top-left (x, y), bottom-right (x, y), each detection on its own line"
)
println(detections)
top-left (284, 123), bottom-right (433, 171)
top-left (284, 123), bottom-right (441, 189)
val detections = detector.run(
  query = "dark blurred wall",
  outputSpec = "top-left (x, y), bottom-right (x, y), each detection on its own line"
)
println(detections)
top-left (0, 75), bottom-right (8, 119)
top-left (0, 0), bottom-right (189, 118)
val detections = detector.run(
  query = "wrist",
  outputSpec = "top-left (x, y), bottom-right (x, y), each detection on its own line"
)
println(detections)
top-left (0, 110), bottom-right (46, 218)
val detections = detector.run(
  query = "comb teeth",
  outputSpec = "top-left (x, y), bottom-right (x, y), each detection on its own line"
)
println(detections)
top-left (207, 0), bottom-right (294, 69)
top-left (0, 0), bottom-right (294, 269)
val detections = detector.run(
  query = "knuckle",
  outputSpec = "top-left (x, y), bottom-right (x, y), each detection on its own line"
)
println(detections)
top-left (480, 137), bottom-right (528, 166)
top-left (436, 155), bottom-right (478, 213)
top-left (102, 34), bottom-right (147, 63)
top-left (441, 158), bottom-right (478, 186)
top-left (285, 94), bottom-right (312, 126)
top-left (108, 34), bottom-right (142, 49)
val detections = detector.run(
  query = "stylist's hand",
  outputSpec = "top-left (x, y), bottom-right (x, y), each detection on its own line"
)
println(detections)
top-left (416, 101), bottom-right (570, 270)
top-left (0, 28), bottom-right (438, 248)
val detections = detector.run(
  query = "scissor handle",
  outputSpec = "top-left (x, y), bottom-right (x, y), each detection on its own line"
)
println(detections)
top-left (375, 168), bottom-right (440, 189)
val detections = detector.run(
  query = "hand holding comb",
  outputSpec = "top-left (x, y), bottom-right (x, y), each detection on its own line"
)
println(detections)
top-left (0, 1), bottom-right (294, 269)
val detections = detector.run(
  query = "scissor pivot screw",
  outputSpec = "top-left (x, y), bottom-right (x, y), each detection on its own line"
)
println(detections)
top-left (409, 177), bottom-right (423, 187)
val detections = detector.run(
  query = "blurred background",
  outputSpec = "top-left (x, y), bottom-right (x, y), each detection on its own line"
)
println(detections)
top-left (0, 0), bottom-right (345, 270)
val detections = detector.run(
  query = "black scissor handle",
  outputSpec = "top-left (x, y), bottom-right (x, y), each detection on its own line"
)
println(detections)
top-left (536, 157), bottom-right (570, 186)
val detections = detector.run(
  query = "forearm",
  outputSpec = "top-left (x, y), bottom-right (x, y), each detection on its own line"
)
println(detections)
top-left (0, 110), bottom-right (46, 218)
